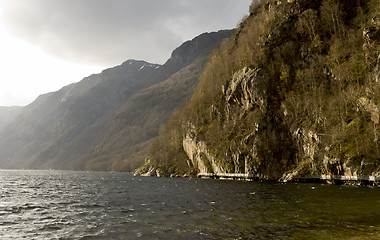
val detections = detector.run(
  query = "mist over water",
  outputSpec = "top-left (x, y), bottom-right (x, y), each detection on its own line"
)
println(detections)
top-left (0, 170), bottom-right (379, 239)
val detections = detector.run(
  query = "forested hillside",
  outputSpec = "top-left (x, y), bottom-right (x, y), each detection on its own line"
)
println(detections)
top-left (140, 0), bottom-right (380, 180)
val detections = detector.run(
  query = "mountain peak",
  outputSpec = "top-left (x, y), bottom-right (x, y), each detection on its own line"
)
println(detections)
top-left (122, 59), bottom-right (160, 68)
top-left (168, 30), bottom-right (232, 65)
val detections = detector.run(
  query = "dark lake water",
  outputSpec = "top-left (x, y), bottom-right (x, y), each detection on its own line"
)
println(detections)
top-left (0, 170), bottom-right (379, 239)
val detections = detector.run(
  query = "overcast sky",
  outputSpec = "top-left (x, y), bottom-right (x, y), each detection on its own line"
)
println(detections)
top-left (0, 0), bottom-right (252, 106)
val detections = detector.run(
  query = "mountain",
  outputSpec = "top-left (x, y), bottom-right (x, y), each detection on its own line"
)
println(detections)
top-left (0, 60), bottom-right (159, 169)
top-left (82, 30), bottom-right (232, 171)
top-left (0, 106), bottom-right (22, 132)
top-left (0, 30), bottom-right (231, 170)
top-left (139, 0), bottom-right (380, 180)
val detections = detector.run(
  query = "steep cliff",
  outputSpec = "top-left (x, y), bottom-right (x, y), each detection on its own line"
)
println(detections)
top-left (141, 0), bottom-right (380, 181)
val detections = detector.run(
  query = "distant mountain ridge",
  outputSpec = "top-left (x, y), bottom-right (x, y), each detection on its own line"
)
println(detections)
top-left (0, 30), bottom-right (231, 170)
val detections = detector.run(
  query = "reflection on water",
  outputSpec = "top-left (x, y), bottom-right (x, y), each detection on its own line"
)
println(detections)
top-left (0, 170), bottom-right (379, 239)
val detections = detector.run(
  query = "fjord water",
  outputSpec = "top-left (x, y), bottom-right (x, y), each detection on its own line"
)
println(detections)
top-left (0, 170), bottom-right (378, 239)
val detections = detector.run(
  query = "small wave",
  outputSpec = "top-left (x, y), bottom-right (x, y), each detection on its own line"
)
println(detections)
top-left (0, 221), bottom-right (18, 226)
top-left (39, 224), bottom-right (62, 232)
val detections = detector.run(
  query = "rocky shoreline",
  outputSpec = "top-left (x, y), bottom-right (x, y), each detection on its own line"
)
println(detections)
top-left (135, 166), bottom-right (380, 186)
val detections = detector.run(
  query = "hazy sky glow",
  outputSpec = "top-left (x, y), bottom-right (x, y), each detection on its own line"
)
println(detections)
top-left (0, 0), bottom-right (251, 106)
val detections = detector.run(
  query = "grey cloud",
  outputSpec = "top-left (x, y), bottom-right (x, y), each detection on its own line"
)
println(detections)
top-left (0, 0), bottom-right (251, 65)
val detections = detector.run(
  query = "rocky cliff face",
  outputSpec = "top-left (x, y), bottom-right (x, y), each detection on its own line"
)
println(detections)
top-left (182, 124), bottom-right (225, 175)
top-left (181, 65), bottom-right (297, 180)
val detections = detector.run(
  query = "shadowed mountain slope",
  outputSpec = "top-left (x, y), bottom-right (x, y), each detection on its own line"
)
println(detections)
top-left (0, 106), bottom-right (22, 132)
top-left (83, 30), bottom-right (232, 171)
top-left (0, 30), bottom-right (231, 170)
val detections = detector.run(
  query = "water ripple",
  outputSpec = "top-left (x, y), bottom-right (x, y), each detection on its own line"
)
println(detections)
top-left (0, 170), bottom-right (379, 239)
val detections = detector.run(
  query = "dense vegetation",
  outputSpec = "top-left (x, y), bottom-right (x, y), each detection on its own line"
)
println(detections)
top-left (142, 0), bottom-right (380, 180)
